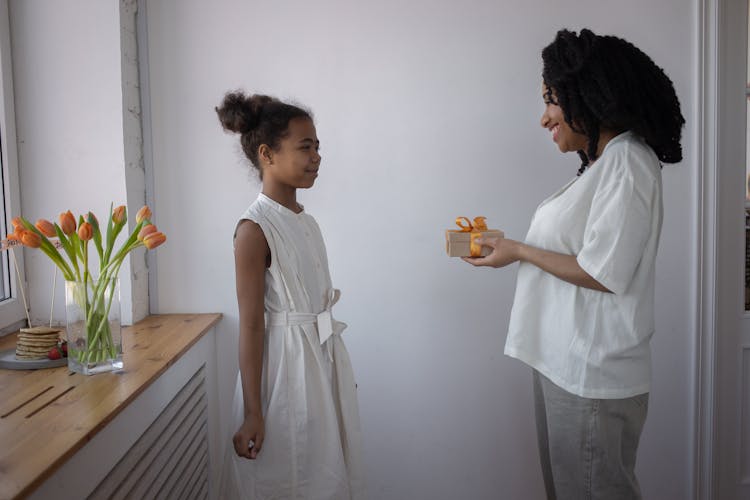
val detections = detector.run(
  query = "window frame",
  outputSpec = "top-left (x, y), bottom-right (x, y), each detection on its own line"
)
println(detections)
top-left (0, 0), bottom-right (28, 333)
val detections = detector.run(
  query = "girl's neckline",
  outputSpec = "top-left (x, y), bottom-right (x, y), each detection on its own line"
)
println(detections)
top-left (259, 192), bottom-right (305, 216)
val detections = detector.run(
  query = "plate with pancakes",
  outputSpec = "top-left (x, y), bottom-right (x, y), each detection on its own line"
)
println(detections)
top-left (0, 326), bottom-right (66, 370)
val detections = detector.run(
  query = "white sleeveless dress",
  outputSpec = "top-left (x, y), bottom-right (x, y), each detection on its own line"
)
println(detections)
top-left (220, 193), bottom-right (366, 500)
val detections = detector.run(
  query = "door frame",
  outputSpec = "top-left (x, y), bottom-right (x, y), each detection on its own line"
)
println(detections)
top-left (696, 0), bottom-right (749, 498)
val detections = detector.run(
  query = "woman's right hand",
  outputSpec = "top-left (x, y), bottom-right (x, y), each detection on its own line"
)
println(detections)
top-left (462, 236), bottom-right (521, 268)
top-left (233, 413), bottom-right (265, 459)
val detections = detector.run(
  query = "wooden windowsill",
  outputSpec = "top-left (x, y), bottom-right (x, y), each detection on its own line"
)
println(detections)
top-left (0, 313), bottom-right (222, 500)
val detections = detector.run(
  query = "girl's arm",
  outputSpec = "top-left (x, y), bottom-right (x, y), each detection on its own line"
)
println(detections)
top-left (462, 235), bottom-right (611, 293)
top-left (233, 219), bottom-right (271, 459)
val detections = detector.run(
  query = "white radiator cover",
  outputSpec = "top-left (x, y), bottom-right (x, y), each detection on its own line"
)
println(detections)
top-left (88, 366), bottom-right (209, 499)
top-left (28, 328), bottom-right (220, 500)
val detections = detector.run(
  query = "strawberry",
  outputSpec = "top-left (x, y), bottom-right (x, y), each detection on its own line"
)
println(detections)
top-left (60, 341), bottom-right (68, 357)
top-left (47, 346), bottom-right (62, 360)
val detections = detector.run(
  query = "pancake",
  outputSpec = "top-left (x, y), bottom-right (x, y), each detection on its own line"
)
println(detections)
top-left (15, 326), bottom-right (62, 359)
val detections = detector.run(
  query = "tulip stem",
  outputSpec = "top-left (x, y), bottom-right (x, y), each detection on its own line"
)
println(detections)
top-left (49, 265), bottom-right (56, 328)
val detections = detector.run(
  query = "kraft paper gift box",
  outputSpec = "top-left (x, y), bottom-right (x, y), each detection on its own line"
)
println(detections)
top-left (445, 216), bottom-right (504, 257)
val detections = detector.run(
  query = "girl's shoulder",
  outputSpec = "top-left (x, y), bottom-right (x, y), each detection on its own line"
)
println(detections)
top-left (238, 195), bottom-right (272, 225)
top-left (234, 197), bottom-right (269, 245)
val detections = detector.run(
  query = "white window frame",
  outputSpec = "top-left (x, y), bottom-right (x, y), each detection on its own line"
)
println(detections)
top-left (0, 0), bottom-right (28, 333)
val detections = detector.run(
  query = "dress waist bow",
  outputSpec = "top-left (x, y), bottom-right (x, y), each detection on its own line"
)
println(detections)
top-left (265, 289), bottom-right (347, 360)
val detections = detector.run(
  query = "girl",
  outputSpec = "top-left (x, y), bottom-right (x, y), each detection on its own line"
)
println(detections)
top-left (216, 92), bottom-right (365, 499)
top-left (464, 29), bottom-right (684, 499)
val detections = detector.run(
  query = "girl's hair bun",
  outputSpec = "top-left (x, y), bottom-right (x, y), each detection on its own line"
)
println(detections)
top-left (216, 90), bottom-right (312, 174)
top-left (216, 91), bottom-right (276, 134)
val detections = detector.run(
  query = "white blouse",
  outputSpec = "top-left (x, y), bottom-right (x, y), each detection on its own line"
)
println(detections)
top-left (504, 131), bottom-right (663, 399)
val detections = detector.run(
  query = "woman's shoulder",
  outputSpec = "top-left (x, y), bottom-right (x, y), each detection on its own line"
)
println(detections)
top-left (602, 131), bottom-right (656, 158)
top-left (599, 131), bottom-right (661, 181)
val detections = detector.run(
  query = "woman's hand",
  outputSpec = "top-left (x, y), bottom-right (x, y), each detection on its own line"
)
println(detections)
top-left (233, 413), bottom-right (265, 459)
top-left (462, 236), bottom-right (521, 268)
top-left (463, 235), bottom-right (612, 292)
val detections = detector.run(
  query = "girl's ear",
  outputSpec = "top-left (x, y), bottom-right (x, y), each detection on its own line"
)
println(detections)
top-left (258, 144), bottom-right (273, 165)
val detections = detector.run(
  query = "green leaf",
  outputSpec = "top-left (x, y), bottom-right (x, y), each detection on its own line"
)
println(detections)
top-left (88, 212), bottom-right (104, 266)
top-left (101, 219), bottom-right (145, 276)
top-left (53, 223), bottom-right (80, 281)
top-left (19, 218), bottom-right (75, 281)
top-left (104, 204), bottom-right (127, 265)
top-left (104, 203), bottom-right (114, 265)
top-left (70, 230), bottom-right (84, 261)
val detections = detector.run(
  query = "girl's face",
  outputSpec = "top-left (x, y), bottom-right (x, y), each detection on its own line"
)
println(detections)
top-left (540, 84), bottom-right (588, 154)
top-left (264, 117), bottom-right (321, 189)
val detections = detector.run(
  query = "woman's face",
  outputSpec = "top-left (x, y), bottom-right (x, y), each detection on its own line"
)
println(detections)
top-left (540, 84), bottom-right (588, 154)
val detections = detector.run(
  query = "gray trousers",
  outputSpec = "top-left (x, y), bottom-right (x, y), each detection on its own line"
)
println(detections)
top-left (533, 370), bottom-right (648, 500)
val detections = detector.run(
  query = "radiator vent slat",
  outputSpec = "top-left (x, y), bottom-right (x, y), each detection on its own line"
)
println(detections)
top-left (116, 391), bottom-right (206, 499)
top-left (180, 455), bottom-right (208, 498)
top-left (150, 420), bottom-right (207, 499)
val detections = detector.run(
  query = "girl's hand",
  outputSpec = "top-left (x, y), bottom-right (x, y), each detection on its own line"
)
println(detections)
top-left (233, 413), bottom-right (265, 459)
top-left (461, 236), bottom-right (520, 268)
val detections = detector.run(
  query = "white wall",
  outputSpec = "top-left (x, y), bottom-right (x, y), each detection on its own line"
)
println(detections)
top-left (145, 1), bottom-right (696, 498)
top-left (9, 0), bottom-right (146, 326)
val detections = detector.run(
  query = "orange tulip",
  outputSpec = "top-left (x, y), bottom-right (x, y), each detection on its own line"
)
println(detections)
top-left (6, 232), bottom-right (20, 243)
top-left (35, 219), bottom-right (56, 238)
top-left (78, 222), bottom-right (93, 241)
top-left (143, 232), bottom-right (166, 250)
top-left (11, 217), bottom-right (22, 230)
top-left (137, 224), bottom-right (157, 241)
top-left (59, 211), bottom-right (76, 235)
top-left (112, 205), bottom-right (126, 224)
top-left (136, 205), bottom-right (152, 224)
top-left (20, 231), bottom-right (41, 248)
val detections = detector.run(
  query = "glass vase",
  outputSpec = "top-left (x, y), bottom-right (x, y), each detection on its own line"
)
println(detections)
top-left (64, 278), bottom-right (123, 375)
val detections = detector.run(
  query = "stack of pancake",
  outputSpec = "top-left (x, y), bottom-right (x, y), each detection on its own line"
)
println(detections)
top-left (15, 326), bottom-right (61, 360)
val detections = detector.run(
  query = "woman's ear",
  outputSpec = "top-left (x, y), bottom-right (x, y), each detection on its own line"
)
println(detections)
top-left (258, 144), bottom-right (273, 165)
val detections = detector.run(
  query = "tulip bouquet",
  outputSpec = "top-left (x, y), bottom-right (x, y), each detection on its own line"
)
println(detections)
top-left (9, 204), bottom-right (166, 373)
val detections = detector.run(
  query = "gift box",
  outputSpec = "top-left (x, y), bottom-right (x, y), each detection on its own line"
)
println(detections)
top-left (445, 216), bottom-right (504, 257)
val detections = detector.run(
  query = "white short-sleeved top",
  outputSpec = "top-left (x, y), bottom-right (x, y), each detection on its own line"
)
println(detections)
top-left (504, 131), bottom-right (663, 399)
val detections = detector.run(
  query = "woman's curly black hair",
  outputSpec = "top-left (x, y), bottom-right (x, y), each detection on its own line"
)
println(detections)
top-left (542, 29), bottom-right (685, 175)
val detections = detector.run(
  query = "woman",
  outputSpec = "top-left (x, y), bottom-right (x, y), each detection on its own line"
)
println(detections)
top-left (464, 29), bottom-right (684, 499)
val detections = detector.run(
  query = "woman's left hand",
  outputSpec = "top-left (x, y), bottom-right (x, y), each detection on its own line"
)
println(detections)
top-left (462, 236), bottom-right (520, 268)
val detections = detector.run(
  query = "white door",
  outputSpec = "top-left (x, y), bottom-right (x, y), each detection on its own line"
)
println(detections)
top-left (701, 1), bottom-right (750, 499)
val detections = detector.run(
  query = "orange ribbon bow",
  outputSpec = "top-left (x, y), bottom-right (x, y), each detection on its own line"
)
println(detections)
top-left (454, 216), bottom-right (488, 257)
